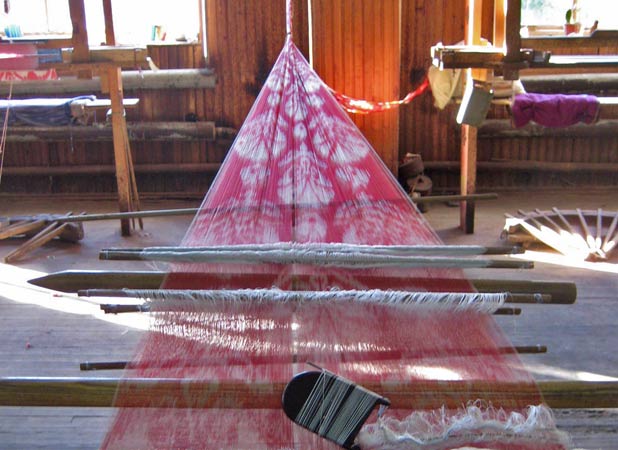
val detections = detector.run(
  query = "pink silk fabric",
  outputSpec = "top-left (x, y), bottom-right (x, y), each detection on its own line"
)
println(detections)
top-left (101, 38), bottom-right (567, 449)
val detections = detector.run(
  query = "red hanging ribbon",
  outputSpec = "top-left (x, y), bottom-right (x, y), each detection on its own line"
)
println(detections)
top-left (332, 77), bottom-right (430, 114)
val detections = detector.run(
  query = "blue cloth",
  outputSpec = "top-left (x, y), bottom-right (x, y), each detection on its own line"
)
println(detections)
top-left (0, 96), bottom-right (96, 126)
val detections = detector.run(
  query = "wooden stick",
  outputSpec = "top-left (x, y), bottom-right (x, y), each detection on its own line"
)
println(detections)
top-left (81, 289), bottom-right (549, 305)
top-left (99, 243), bottom-right (524, 256)
top-left (1, 377), bottom-right (617, 409)
top-left (4, 222), bottom-right (70, 263)
top-left (79, 345), bottom-right (549, 371)
top-left (0, 219), bottom-right (47, 240)
top-left (412, 193), bottom-right (498, 203)
top-left (98, 248), bottom-right (533, 269)
top-left (96, 303), bottom-right (522, 316)
top-left (28, 271), bottom-right (577, 304)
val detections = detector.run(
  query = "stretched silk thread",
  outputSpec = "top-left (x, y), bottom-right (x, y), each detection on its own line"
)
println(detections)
top-left (101, 7), bottom-right (567, 448)
top-left (125, 288), bottom-right (507, 314)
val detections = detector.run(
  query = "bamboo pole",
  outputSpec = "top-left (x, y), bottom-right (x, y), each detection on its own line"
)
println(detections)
top-left (28, 271), bottom-right (577, 304)
top-left (1, 377), bottom-right (617, 409)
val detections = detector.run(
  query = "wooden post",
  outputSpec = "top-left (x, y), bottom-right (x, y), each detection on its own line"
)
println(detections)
top-left (460, 0), bottom-right (483, 234)
top-left (493, 0), bottom-right (506, 49)
top-left (460, 123), bottom-right (477, 233)
top-left (503, 0), bottom-right (522, 80)
top-left (68, 0), bottom-right (89, 62)
top-left (102, 0), bottom-right (116, 46)
top-left (102, 67), bottom-right (138, 236)
top-left (68, 0), bottom-right (92, 79)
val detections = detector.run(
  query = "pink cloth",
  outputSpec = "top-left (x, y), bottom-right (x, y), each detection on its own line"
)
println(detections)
top-left (512, 93), bottom-right (599, 128)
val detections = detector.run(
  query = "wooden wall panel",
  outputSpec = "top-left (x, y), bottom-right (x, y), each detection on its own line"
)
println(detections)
top-left (311, 0), bottom-right (401, 174)
top-left (2, 0), bottom-right (617, 197)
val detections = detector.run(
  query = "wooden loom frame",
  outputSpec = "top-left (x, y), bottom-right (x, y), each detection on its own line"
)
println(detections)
top-left (2, 0), bottom-right (149, 235)
top-left (432, 0), bottom-right (618, 234)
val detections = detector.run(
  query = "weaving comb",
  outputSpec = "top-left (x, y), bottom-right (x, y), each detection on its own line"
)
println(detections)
top-left (282, 370), bottom-right (390, 449)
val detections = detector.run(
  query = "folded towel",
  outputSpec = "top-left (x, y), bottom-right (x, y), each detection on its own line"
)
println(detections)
top-left (512, 93), bottom-right (599, 128)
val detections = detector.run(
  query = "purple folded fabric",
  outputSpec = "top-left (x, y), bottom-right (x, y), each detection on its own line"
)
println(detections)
top-left (512, 93), bottom-right (600, 128)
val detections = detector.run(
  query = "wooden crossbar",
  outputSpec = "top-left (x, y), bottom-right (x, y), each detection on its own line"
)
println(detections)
top-left (1, 377), bottom-right (617, 410)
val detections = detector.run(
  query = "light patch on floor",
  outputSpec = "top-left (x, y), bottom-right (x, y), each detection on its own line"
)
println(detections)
top-left (513, 250), bottom-right (618, 274)
top-left (525, 362), bottom-right (618, 382)
top-left (0, 263), bottom-right (150, 331)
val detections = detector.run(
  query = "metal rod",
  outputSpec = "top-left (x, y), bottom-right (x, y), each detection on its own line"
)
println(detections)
top-left (79, 345), bottom-right (548, 371)
top-left (1, 377), bottom-right (617, 409)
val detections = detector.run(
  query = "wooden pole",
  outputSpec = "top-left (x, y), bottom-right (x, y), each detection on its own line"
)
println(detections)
top-left (80, 345), bottom-right (549, 371)
top-left (102, 0), bottom-right (116, 46)
top-left (97, 249), bottom-right (533, 269)
top-left (68, 0), bottom-right (89, 62)
top-left (79, 288), bottom-right (546, 305)
top-left (103, 66), bottom-right (138, 236)
top-left (28, 271), bottom-right (577, 304)
top-left (459, 0), bottom-right (483, 235)
top-left (503, 0), bottom-right (522, 80)
top-left (94, 302), bottom-right (526, 316)
top-left (4, 121), bottom-right (219, 143)
top-left (1, 377), bottom-right (617, 410)
top-left (4, 222), bottom-right (70, 263)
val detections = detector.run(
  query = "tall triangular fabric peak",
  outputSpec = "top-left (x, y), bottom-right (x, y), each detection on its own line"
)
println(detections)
top-left (184, 37), bottom-right (437, 248)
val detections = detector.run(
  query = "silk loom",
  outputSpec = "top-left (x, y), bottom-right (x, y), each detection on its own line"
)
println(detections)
top-left (3, 1), bottom-right (616, 448)
top-left (431, 0), bottom-right (618, 234)
top-left (2, 1), bottom-right (618, 449)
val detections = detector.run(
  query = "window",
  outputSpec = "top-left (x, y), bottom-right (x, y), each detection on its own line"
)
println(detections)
top-left (522, 0), bottom-right (618, 31)
top-left (2, 0), bottom-right (201, 46)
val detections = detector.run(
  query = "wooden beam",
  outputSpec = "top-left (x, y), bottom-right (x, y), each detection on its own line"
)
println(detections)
top-left (0, 68), bottom-right (217, 96)
top-left (521, 30), bottom-right (618, 51)
top-left (0, 163), bottom-right (221, 177)
top-left (68, 0), bottom-right (92, 80)
top-left (102, 0), bottom-right (116, 46)
top-left (460, 123), bottom-right (477, 234)
top-left (1, 377), bottom-right (617, 410)
top-left (28, 270), bottom-right (577, 304)
top-left (460, 0), bottom-right (483, 234)
top-left (493, 0), bottom-right (506, 49)
top-left (102, 67), bottom-right (138, 236)
top-left (503, 0), bottom-right (522, 79)
top-left (478, 118), bottom-right (618, 138)
top-left (3, 121), bottom-right (220, 142)
top-left (68, 0), bottom-right (89, 63)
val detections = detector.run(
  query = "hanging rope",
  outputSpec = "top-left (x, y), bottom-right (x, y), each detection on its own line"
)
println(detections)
top-left (286, 0), bottom-right (293, 37)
